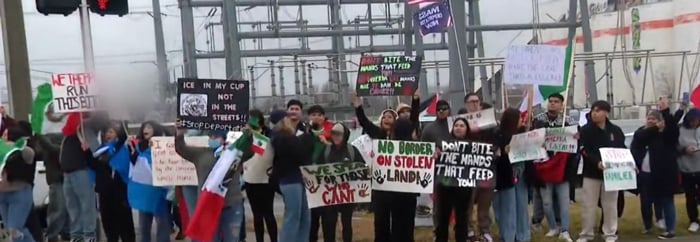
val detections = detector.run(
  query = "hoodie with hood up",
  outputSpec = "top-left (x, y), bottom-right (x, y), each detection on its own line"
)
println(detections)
top-left (318, 123), bottom-right (363, 164)
top-left (677, 108), bottom-right (700, 173)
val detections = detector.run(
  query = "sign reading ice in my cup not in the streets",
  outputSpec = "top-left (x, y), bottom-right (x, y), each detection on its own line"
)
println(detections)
top-left (50, 73), bottom-right (99, 113)
top-left (177, 78), bottom-right (250, 131)
top-left (355, 55), bottom-right (422, 96)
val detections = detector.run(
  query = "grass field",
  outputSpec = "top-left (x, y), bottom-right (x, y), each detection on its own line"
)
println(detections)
top-left (245, 195), bottom-right (699, 242)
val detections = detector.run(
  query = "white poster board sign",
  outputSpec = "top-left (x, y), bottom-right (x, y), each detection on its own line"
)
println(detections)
top-left (600, 148), bottom-right (637, 191)
top-left (544, 126), bottom-right (578, 153)
top-left (50, 73), bottom-right (99, 113)
top-left (508, 128), bottom-right (548, 163)
top-left (150, 136), bottom-right (207, 186)
top-left (447, 108), bottom-right (498, 132)
top-left (504, 45), bottom-right (567, 86)
top-left (300, 162), bottom-right (372, 208)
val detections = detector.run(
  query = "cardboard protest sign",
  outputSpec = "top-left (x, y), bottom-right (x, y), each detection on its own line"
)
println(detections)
top-left (355, 55), bottom-right (422, 96)
top-left (508, 128), bottom-right (548, 163)
top-left (447, 108), bottom-right (498, 132)
top-left (370, 139), bottom-right (435, 193)
top-left (177, 78), bottom-right (250, 131)
top-left (150, 136), bottom-right (207, 186)
top-left (436, 140), bottom-right (496, 188)
top-left (504, 45), bottom-right (567, 86)
top-left (351, 134), bottom-right (373, 163)
top-left (600, 148), bottom-right (637, 191)
top-left (300, 162), bottom-right (372, 208)
top-left (544, 126), bottom-right (578, 153)
top-left (414, 1), bottom-right (452, 36)
top-left (50, 73), bottom-right (99, 113)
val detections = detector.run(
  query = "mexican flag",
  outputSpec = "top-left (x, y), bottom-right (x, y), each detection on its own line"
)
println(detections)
top-left (30, 83), bottom-right (67, 135)
top-left (251, 132), bottom-right (268, 156)
top-left (519, 38), bottom-right (576, 115)
top-left (185, 130), bottom-right (252, 242)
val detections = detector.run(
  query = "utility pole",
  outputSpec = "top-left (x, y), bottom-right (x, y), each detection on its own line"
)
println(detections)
top-left (152, 0), bottom-right (169, 97)
top-left (0, 0), bottom-right (32, 119)
top-left (580, 0), bottom-right (598, 104)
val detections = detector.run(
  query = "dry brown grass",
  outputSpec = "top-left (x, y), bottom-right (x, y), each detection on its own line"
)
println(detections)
top-left (245, 195), bottom-right (698, 242)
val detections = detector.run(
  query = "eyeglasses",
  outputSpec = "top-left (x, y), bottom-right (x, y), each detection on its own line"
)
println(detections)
top-left (466, 100), bottom-right (480, 104)
top-left (437, 107), bottom-right (450, 112)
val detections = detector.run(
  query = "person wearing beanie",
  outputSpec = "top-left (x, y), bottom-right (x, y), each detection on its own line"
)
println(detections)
top-left (577, 100), bottom-right (626, 242)
top-left (678, 107), bottom-right (700, 232)
top-left (631, 98), bottom-right (680, 239)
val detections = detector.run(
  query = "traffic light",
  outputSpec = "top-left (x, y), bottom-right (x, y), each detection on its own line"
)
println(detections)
top-left (36, 0), bottom-right (80, 16)
top-left (88, 0), bottom-right (129, 16)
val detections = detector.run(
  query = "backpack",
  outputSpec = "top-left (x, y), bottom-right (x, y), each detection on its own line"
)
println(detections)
top-left (323, 144), bottom-right (355, 162)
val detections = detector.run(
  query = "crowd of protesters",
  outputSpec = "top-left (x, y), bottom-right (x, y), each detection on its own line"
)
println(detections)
top-left (0, 90), bottom-right (698, 242)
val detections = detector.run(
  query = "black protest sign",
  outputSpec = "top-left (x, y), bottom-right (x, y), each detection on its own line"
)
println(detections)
top-left (355, 55), bottom-right (422, 96)
top-left (435, 140), bottom-right (496, 188)
top-left (177, 78), bottom-right (249, 131)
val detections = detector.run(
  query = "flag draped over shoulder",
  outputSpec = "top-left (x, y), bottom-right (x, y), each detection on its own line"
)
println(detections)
top-left (31, 83), bottom-right (53, 134)
top-left (185, 130), bottom-right (252, 242)
top-left (520, 37), bottom-right (575, 115)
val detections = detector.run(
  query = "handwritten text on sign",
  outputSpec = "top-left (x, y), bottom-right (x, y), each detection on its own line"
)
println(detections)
top-left (177, 78), bottom-right (250, 131)
top-left (300, 162), bottom-right (372, 208)
top-left (50, 73), bottom-right (99, 113)
top-left (436, 140), bottom-right (496, 188)
top-left (371, 140), bottom-right (435, 193)
top-left (150, 137), bottom-right (203, 186)
top-left (509, 128), bottom-right (548, 163)
top-left (414, 1), bottom-right (452, 36)
top-left (447, 108), bottom-right (498, 132)
top-left (544, 126), bottom-right (578, 153)
top-left (600, 148), bottom-right (637, 191)
top-left (504, 45), bottom-right (566, 86)
top-left (355, 55), bottom-right (422, 96)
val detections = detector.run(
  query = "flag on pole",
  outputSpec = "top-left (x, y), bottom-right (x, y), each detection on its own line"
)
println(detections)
top-left (519, 37), bottom-right (576, 114)
top-left (30, 83), bottom-right (53, 134)
top-left (418, 93), bottom-right (439, 122)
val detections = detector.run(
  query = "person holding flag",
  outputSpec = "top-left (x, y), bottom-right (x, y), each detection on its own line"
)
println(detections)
top-left (174, 116), bottom-right (260, 242)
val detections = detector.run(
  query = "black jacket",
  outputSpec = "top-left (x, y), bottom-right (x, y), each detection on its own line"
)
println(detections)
top-left (59, 134), bottom-right (92, 173)
top-left (36, 134), bottom-right (63, 185)
top-left (579, 119), bottom-right (626, 179)
top-left (270, 131), bottom-right (312, 184)
top-left (531, 113), bottom-right (580, 185)
top-left (319, 123), bottom-right (363, 165)
top-left (630, 109), bottom-right (679, 196)
top-left (494, 128), bottom-right (536, 190)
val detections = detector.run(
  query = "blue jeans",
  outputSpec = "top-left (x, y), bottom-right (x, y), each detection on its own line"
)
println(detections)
top-left (46, 183), bottom-right (69, 240)
top-left (639, 172), bottom-right (665, 230)
top-left (656, 195), bottom-right (677, 233)
top-left (279, 183), bottom-right (311, 242)
top-left (211, 202), bottom-right (245, 242)
top-left (0, 187), bottom-right (35, 242)
top-left (493, 178), bottom-right (530, 241)
top-left (540, 182), bottom-right (570, 232)
top-left (181, 186), bottom-right (199, 218)
top-left (138, 212), bottom-right (171, 242)
top-left (63, 169), bottom-right (97, 239)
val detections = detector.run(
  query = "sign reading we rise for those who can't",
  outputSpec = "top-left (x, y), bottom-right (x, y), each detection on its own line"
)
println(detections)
top-left (50, 73), bottom-right (99, 113)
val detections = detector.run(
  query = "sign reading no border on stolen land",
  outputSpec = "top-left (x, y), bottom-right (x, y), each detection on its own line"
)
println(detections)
top-left (50, 73), bottom-right (99, 113)
top-left (177, 78), bottom-right (250, 131)
top-left (371, 139), bottom-right (435, 193)
top-left (355, 55), bottom-right (422, 96)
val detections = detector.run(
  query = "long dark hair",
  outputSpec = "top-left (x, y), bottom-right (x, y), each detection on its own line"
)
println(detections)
top-left (500, 108), bottom-right (521, 137)
top-left (136, 121), bottom-right (167, 150)
top-left (451, 117), bottom-right (471, 139)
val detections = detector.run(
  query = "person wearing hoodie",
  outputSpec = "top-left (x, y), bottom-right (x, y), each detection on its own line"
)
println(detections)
top-left (576, 100), bottom-right (626, 242)
top-left (309, 122), bottom-right (363, 242)
top-left (89, 121), bottom-right (136, 242)
top-left (631, 103), bottom-right (679, 239)
top-left (0, 126), bottom-right (37, 242)
top-left (373, 118), bottom-right (420, 242)
top-left (16, 121), bottom-right (45, 242)
top-left (242, 110), bottom-right (278, 242)
top-left (492, 108), bottom-right (535, 242)
top-left (351, 92), bottom-right (398, 139)
top-left (420, 99), bottom-right (451, 230)
top-left (127, 121), bottom-right (170, 242)
top-left (434, 118), bottom-right (477, 242)
top-left (677, 107), bottom-right (700, 233)
top-left (270, 116), bottom-right (317, 242)
top-left (59, 112), bottom-right (98, 242)
top-left (35, 130), bottom-right (71, 242)
top-left (395, 91), bottom-right (421, 137)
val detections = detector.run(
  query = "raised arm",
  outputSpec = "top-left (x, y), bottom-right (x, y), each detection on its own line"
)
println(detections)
top-left (174, 134), bottom-right (209, 165)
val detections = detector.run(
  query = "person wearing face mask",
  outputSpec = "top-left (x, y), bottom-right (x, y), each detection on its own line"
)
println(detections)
top-left (88, 122), bottom-right (135, 242)
top-left (127, 121), bottom-right (171, 242)
top-left (0, 126), bottom-right (37, 242)
top-left (434, 118), bottom-right (476, 242)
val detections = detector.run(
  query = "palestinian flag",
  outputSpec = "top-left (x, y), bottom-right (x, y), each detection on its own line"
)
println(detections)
top-left (30, 83), bottom-right (66, 135)
top-left (251, 132), bottom-right (269, 156)
top-left (519, 37), bottom-right (576, 116)
top-left (418, 93), bottom-right (439, 122)
top-left (185, 129), bottom-right (253, 242)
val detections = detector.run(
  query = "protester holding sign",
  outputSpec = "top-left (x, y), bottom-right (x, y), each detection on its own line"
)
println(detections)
top-left (677, 108), bottom-right (700, 233)
top-left (352, 92), bottom-right (398, 139)
top-left (577, 101), bottom-right (626, 242)
top-left (630, 104), bottom-right (679, 239)
top-left (492, 108), bottom-right (535, 242)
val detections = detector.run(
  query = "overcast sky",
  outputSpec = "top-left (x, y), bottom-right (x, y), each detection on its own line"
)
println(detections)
top-left (0, 0), bottom-right (557, 100)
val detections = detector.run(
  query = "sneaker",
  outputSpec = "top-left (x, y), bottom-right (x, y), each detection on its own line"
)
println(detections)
top-left (481, 233), bottom-right (494, 242)
top-left (642, 229), bottom-right (652, 234)
top-left (575, 238), bottom-right (590, 242)
top-left (558, 231), bottom-right (573, 242)
top-left (656, 219), bottom-right (667, 230)
top-left (689, 222), bottom-right (700, 232)
top-left (532, 223), bottom-right (543, 231)
top-left (657, 232), bottom-right (675, 239)
top-left (604, 237), bottom-right (617, 242)
top-left (546, 229), bottom-right (560, 237)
